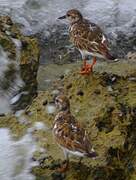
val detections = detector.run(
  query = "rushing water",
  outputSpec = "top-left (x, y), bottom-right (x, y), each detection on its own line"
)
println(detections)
top-left (0, 128), bottom-right (36, 180)
top-left (0, 46), bottom-right (23, 114)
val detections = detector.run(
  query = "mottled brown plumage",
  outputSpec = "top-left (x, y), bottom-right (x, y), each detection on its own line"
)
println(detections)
top-left (58, 9), bottom-right (115, 75)
top-left (53, 95), bottom-right (97, 171)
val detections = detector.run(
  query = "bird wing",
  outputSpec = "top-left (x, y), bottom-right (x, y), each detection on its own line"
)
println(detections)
top-left (53, 113), bottom-right (92, 154)
top-left (70, 19), bottom-right (109, 55)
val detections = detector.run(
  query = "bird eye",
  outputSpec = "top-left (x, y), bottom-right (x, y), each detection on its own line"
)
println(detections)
top-left (55, 99), bottom-right (59, 103)
top-left (67, 14), bottom-right (70, 17)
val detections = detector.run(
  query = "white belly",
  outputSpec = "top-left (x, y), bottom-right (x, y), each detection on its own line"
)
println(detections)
top-left (65, 148), bottom-right (85, 157)
top-left (79, 49), bottom-right (105, 59)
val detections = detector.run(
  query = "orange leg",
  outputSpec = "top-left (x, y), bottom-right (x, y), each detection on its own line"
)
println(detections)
top-left (91, 57), bottom-right (97, 70)
top-left (57, 150), bottom-right (69, 173)
top-left (80, 59), bottom-right (92, 75)
top-left (80, 57), bottom-right (97, 75)
top-left (57, 160), bottom-right (69, 173)
top-left (83, 59), bottom-right (87, 67)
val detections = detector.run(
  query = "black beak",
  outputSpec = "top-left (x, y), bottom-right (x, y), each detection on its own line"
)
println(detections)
top-left (58, 15), bottom-right (66, 20)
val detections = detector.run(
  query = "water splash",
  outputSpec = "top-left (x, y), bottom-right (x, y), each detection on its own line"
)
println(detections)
top-left (0, 46), bottom-right (24, 114)
top-left (0, 128), bottom-right (36, 180)
top-left (11, 38), bottom-right (22, 62)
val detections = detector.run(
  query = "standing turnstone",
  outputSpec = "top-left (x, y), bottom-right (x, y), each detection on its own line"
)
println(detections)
top-left (58, 9), bottom-right (116, 75)
top-left (53, 95), bottom-right (97, 172)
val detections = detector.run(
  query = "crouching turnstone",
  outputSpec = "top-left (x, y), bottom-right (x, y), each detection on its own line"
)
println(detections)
top-left (53, 95), bottom-right (97, 172)
top-left (58, 9), bottom-right (116, 75)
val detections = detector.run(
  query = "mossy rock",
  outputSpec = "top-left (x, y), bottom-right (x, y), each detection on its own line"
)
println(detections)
top-left (0, 15), bottom-right (40, 110)
top-left (28, 65), bottom-right (136, 179)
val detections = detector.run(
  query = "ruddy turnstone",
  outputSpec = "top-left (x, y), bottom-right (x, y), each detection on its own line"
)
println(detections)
top-left (53, 95), bottom-right (97, 172)
top-left (58, 9), bottom-right (116, 75)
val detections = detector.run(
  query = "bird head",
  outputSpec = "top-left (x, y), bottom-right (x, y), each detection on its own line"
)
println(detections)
top-left (55, 95), bottom-right (70, 112)
top-left (58, 9), bottom-right (83, 24)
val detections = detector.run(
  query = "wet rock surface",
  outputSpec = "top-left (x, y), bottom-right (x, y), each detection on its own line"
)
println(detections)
top-left (39, 25), bottom-right (81, 65)
top-left (108, 29), bottom-right (136, 58)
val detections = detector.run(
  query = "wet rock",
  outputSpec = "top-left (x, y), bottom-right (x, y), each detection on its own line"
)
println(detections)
top-left (39, 24), bottom-right (80, 65)
top-left (110, 30), bottom-right (136, 58)
top-left (0, 15), bottom-right (40, 111)
top-left (0, 114), bottom-right (5, 117)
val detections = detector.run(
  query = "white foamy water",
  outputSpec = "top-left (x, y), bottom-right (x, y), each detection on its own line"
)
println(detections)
top-left (11, 38), bottom-right (22, 62)
top-left (0, 128), bottom-right (36, 180)
top-left (0, 46), bottom-right (24, 114)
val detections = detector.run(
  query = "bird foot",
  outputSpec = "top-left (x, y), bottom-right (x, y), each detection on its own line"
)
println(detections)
top-left (80, 63), bottom-right (93, 75)
top-left (56, 160), bottom-right (69, 173)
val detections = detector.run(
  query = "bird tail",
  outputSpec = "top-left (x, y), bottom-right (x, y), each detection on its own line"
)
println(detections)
top-left (105, 51), bottom-right (116, 60)
top-left (100, 44), bottom-right (117, 60)
top-left (86, 149), bottom-right (98, 158)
